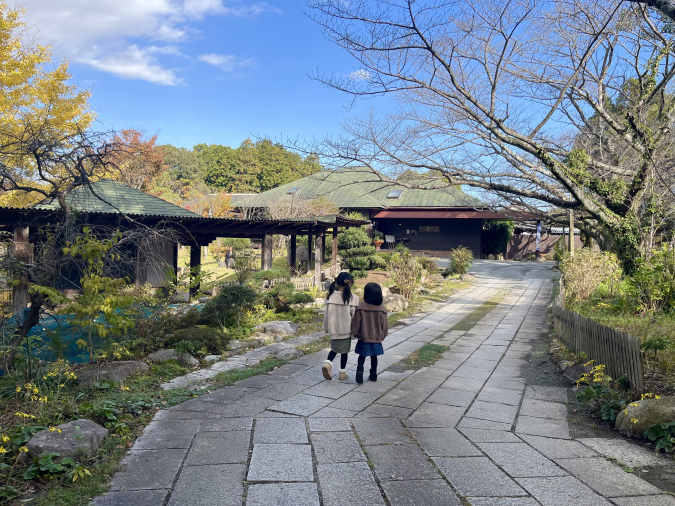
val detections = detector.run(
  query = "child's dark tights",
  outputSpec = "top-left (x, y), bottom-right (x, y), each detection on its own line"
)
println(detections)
top-left (357, 355), bottom-right (378, 371)
top-left (327, 351), bottom-right (348, 369)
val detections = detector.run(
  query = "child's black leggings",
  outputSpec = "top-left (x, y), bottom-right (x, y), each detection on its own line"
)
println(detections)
top-left (327, 351), bottom-right (348, 369)
top-left (357, 355), bottom-right (378, 371)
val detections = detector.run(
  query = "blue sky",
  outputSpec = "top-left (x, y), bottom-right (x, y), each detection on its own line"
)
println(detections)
top-left (23, 0), bottom-right (375, 149)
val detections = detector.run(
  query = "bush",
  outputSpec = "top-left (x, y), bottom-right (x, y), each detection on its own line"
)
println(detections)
top-left (260, 282), bottom-right (313, 311)
top-left (560, 249), bottom-right (621, 302)
top-left (233, 254), bottom-right (257, 284)
top-left (373, 230), bottom-right (385, 241)
top-left (390, 251), bottom-right (422, 299)
top-left (629, 245), bottom-right (675, 312)
top-left (369, 254), bottom-right (388, 270)
top-left (482, 220), bottom-right (514, 256)
top-left (418, 257), bottom-right (438, 273)
top-left (200, 285), bottom-right (259, 327)
top-left (167, 326), bottom-right (230, 354)
top-left (338, 227), bottom-right (378, 278)
top-left (448, 246), bottom-right (473, 275)
top-left (252, 268), bottom-right (290, 284)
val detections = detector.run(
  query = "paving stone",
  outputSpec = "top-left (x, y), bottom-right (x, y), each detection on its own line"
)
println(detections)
top-left (612, 496), bottom-right (675, 506)
top-left (478, 443), bottom-right (567, 477)
top-left (555, 457), bottom-right (662, 497)
top-left (441, 376), bottom-right (485, 392)
top-left (133, 420), bottom-right (200, 450)
top-left (152, 409), bottom-right (219, 421)
top-left (485, 378), bottom-right (526, 391)
top-left (352, 378), bottom-right (399, 394)
top-left (352, 418), bottom-right (412, 445)
top-left (246, 483), bottom-right (320, 506)
top-left (287, 368), bottom-right (325, 386)
top-left (199, 417), bottom-right (252, 432)
top-left (516, 476), bottom-right (611, 506)
top-left (519, 398), bottom-right (567, 419)
top-left (253, 417), bottom-right (308, 444)
top-left (167, 464), bottom-right (245, 506)
top-left (308, 417), bottom-right (351, 432)
top-left (247, 444), bottom-right (314, 482)
top-left (427, 387), bottom-right (476, 407)
top-left (465, 401), bottom-right (518, 425)
top-left (518, 434), bottom-right (597, 459)
top-left (310, 406), bottom-right (359, 418)
top-left (458, 428), bottom-right (522, 443)
top-left (184, 431), bottom-right (250, 465)
top-left (523, 385), bottom-right (567, 403)
top-left (268, 393), bottom-right (333, 416)
top-left (406, 402), bottom-right (465, 428)
top-left (515, 415), bottom-right (569, 438)
top-left (451, 367), bottom-right (492, 381)
top-left (218, 396), bottom-right (278, 417)
top-left (198, 386), bottom-right (256, 404)
top-left (91, 490), bottom-right (169, 506)
top-left (256, 410), bottom-right (300, 418)
top-left (252, 382), bottom-right (310, 401)
top-left (358, 404), bottom-right (413, 418)
top-left (233, 375), bottom-right (276, 389)
top-left (381, 479), bottom-right (462, 506)
top-left (433, 456), bottom-right (526, 497)
top-left (377, 388), bottom-right (429, 409)
top-left (110, 449), bottom-right (187, 491)
top-left (169, 398), bottom-right (230, 414)
top-left (311, 431), bottom-right (366, 464)
top-left (578, 438), bottom-right (667, 468)
top-left (465, 498), bottom-right (539, 506)
top-left (476, 386), bottom-right (523, 406)
top-left (365, 443), bottom-right (440, 481)
top-left (328, 391), bottom-right (381, 411)
top-left (414, 428), bottom-right (482, 457)
top-left (317, 461), bottom-right (386, 506)
top-left (303, 380), bottom-right (358, 399)
top-left (268, 364), bottom-right (308, 377)
top-left (463, 358), bottom-right (499, 370)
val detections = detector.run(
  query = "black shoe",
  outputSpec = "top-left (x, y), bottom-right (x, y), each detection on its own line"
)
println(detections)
top-left (356, 368), bottom-right (364, 384)
top-left (369, 370), bottom-right (377, 382)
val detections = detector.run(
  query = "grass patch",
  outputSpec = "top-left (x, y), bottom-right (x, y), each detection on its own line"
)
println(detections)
top-left (212, 357), bottom-right (288, 388)
top-left (297, 335), bottom-right (331, 355)
top-left (394, 344), bottom-right (449, 371)
top-left (451, 290), bottom-right (508, 331)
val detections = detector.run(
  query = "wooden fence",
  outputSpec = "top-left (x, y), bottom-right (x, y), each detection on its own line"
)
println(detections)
top-left (552, 282), bottom-right (644, 392)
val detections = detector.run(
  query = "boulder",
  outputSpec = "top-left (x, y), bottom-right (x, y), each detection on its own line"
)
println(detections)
top-left (562, 362), bottom-right (593, 383)
top-left (147, 349), bottom-right (199, 367)
top-left (173, 291), bottom-right (190, 303)
top-left (384, 294), bottom-right (409, 313)
top-left (77, 361), bottom-right (150, 385)
top-left (198, 296), bottom-right (210, 303)
top-left (615, 396), bottom-right (675, 438)
top-left (204, 355), bottom-right (222, 363)
top-left (558, 360), bottom-right (574, 371)
top-left (256, 321), bottom-right (299, 336)
top-left (274, 347), bottom-right (304, 360)
top-left (460, 274), bottom-right (474, 280)
top-left (27, 419), bottom-right (108, 462)
top-left (488, 254), bottom-right (496, 260)
top-left (381, 285), bottom-right (391, 297)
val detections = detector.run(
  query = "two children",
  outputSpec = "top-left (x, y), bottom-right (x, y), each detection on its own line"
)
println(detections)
top-left (322, 272), bottom-right (388, 384)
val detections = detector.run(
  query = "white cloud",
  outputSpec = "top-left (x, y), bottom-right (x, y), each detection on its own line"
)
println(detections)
top-left (349, 69), bottom-right (371, 81)
top-left (199, 53), bottom-right (254, 71)
top-left (21, 1), bottom-right (280, 85)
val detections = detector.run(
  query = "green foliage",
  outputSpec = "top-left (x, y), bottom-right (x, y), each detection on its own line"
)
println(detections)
top-left (417, 257), bottom-right (438, 273)
top-left (372, 230), bottom-right (384, 241)
top-left (369, 254), bottom-right (388, 270)
top-left (448, 246), bottom-right (473, 275)
top-left (22, 453), bottom-right (81, 481)
top-left (155, 145), bottom-right (205, 199)
top-left (173, 340), bottom-right (198, 356)
top-left (389, 251), bottom-right (422, 299)
top-left (628, 245), bottom-right (675, 312)
top-left (599, 397), bottom-right (629, 423)
top-left (641, 334), bottom-right (672, 359)
top-left (200, 285), bottom-right (258, 328)
top-left (560, 249), bottom-right (622, 301)
top-left (482, 220), bottom-right (514, 256)
top-left (252, 268), bottom-right (290, 284)
top-left (219, 238), bottom-right (252, 251)
top-left (232, 254), bottom-right (257, 285)
top-left (644, 421), bottom-right (675, 453)
top-left (338, 227), bottom-right (378, 278)
top-left (260, 282), bottom-right (313, 311)
top-left (168, 327), bottom-right (230, 354)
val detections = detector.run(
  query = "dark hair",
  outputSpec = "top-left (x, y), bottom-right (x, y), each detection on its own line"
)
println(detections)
top-left (364, 282), bottom-right (383, 306)
top-left (327, 271), bottom-right (354, 304)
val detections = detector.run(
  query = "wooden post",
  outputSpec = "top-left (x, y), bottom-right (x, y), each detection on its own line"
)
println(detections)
top-left (12, 226), bottom-right (30, 312)
top-left (289, 234), bottom-right (297, 271)
top-left (135, 241), bottom-right (148, 287)
top-left (321, 234), bottom-right (326, 263)
top-left (262, 234), bottom-right (273, 270)
top-left (314, 230), bottom-right (323, 287)
top-left (189, 244), bottom-right (201, 298)
top-left (307, 233), bottom-right (313, 271)
top-left (172, 242), bottom-right (179, 282)
top-left (332, 228), bottom-right (338, 277)
top-left (569, 210), bottom-right (575, 256)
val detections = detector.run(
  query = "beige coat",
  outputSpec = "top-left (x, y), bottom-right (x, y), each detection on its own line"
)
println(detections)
top-left (323, 291), bottom-right (360, 337)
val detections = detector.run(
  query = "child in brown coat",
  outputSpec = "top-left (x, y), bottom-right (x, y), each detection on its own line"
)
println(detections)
top-left (350, 282), bottom-right (388, 384)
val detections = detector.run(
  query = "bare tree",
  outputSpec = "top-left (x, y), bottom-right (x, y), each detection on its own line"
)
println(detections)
top-left (305, 0), bottom-right (675, 273)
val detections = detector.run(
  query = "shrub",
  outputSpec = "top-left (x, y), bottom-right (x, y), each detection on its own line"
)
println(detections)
top-left (372, 230), bottom-right (385, 241)
top-left (252, 268), bottom-right (290, 284)
top-left (560, 249), bottom-right (621, 301)
top-left (233, 254), bottom-right (257, 284)
top-left (369, 254), bottom-right (388, 270)
top-left (200, 285), bottom-right (258, 328)
top-left (338, 227), bottom-right (378, 278)
top-left (167, 327), bottom-right (229, 354)
top-left (390, 251), bottom-right (422, 299)
top-left (628, 245), bottom-right (675, 312)
top-left (482, 220), bottom-right (514, 256)
top-left (260, 282), bottom-right (313, 311)
top-left (418, 257), bottom-right (438, 273)
top-left (448, 246), bottom-right (473, 275)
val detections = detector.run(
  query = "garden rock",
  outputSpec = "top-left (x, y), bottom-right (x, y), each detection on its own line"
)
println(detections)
top-left (77, 361), bottom-right (150, 385)
top-left (228, 340), bottom-right (248, 351)
top-left (198, 296), bottom-right (210, 303)
top-left (562, 362), bottom-right (593, 383)
top-left (488, 254), bottom-right (496, 260)
top-left (173, 291), bottom-right (190, 303)
top-left (460, 274), bottom-right (474, 280)
top-left (558, 360), bottom-right (574, 371)
top-left (615, 396), bottom-right (675, 438)
top-left (148, 349), bottom-right (199, 367)
top-left (27, 419), bottom-right (108, 462)
top-left (274, 347), bottom-right (304, 360)
top-left (256, 321), bottom-right (299, 336)
top-left (381, 285), bottom-right (391, 297)
top-left (384, 294), bottom-right (408, 313)
top-left (204, 355), bottom-right (222, 363)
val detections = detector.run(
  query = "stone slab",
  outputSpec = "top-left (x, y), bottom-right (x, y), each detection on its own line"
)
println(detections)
top-left (516, 476), bottom-right (611, 506)
top-left (465, 498), bottom-right (539, 506)
top-left (308, 417), bottom-right (351, 432)
top-left (478, 443), bottom-right (568, 477)
top-left (133, 420), bottom-right (199, 450)
top-left (246, 483), bottom-right (320, 506)
top-left (253, 417), bottom-right (308, 444)
top-left (406, 402), bottom-right (465, 428)
top-left (268, 364), bottom-right (308, 377)
top-left (578, 438), bottom-right (667, 468)
top-left (518, 434), bottom-right (597, 459)
top-left (91, 490), bottom-right (169, 506)
top-left (523, 385), bottom-right (567, 402)
top-left (317, 462), bottom-right (386, 506)
top-left (476, 386), bottom-right (523, 406)
top-left (515, 415), bottom-right (569, 439)
top-left (287, 368), bottom-right (325, 386)
top-left (152, 410), bottom-right (219, 421)
top-left (233, 375), bottom-right (276, 389)
top-left (110, 449), bottom-right (187, 491)
top-left (198, 417), bottom-right (253, 432)
top-left (519, 398), bottom-right (567, 420)
top-left (485, 378), bottom-right (526, 391)
top-left (268, 393), bottom-right (333, 416)
top-left (198, 386), bottom-right (255, 404)
top-left (612, 497), bottom-right (675, 506)
top-left (311, 431), bottom-right (366, 464)
top-left (458, 428), bottom-right (522, 443)
top-left (427, 387), bottom-right (476, 408)
top-left (457, 418), bottom-right (512, 431)
top-left (414, 428), bottom-right (482, 457)
top-left (328, 391), bottom-right (381, 412)
top-left (247, 444), bottom-right (314, 482)
top-left (358, 404), bottom-right (414, 418)
top-left (303, 381), bottom-right (358, 399)
top-left (441, 376), bottom-right (485, 392)
top-left (252, 382), bottom-right (310, 401)
top-left (352, 418), bottom-right (412, 446)
top-left (554, 457), bottom-right (662, 497)
top-left (465, 401), bottom-right (519, 425)
top-left (365, 443), bottom-right (440, 481)
top-left (310, 407), bottom-right (359, 418)
top-left (167, 464), bottom-right (245, 506)
top-left (381, 479), bottom-right (462, 506)
top-left (184, 431), bottom-right (250, 465)
top-left (433, 456), bottom-right (526, 497)
top-left (451, 367), bottom-right (492, 381)
top-left (217, 396), bottom-right (278, 417)
top-left (352, 378), bottom-right (399, 394)
top-left (377, 388), bottom-right (430, 409)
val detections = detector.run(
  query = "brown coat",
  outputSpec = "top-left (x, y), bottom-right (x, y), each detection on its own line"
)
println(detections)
top-left (350, 302), bottom-right (388, 343)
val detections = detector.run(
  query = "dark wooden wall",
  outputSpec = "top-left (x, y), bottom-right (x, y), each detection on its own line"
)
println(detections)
top-left (376, 218), bottom-right (482, 256)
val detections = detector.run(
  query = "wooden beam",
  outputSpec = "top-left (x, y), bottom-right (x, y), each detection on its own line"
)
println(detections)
top-left (261, 234), bottom-right (273, 270)
top-left (189, 245), bottom-right (201, 298)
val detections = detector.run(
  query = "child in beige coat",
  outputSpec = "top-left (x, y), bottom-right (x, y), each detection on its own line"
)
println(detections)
top-left (322, 272), bottom-right (359, 380)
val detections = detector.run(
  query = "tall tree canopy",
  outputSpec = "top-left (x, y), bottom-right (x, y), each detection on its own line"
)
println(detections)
top-left (107, 130), bottom-right (165, 191)
top-left (306, 0), bottom-right (675, 273)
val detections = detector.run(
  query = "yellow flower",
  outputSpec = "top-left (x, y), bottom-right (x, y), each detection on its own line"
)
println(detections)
top-left (19, 446), bottom-right (28, 453)
top-left (15, 387), bottom-right (21, 393)
top-left (48, 427), bottom-right (62, 434)
top-left (14, 412), bottom-right (35, 419)
top-left (1, 435), bottom-right (9, 443)
top-left (0, 447), bottom-right (7, 454)
top-left (629, 403), bottom-right (639, 407)
top-left (120, 386), bottom-right (130, 392)
top-left (655, 395), bottom-right (661, 400)
top-left (39, 396), bottom-right (48, 403)
top-left (630, 418), bottom-right (639, 424)
top-left (32, 387), bottom-right (38, 394)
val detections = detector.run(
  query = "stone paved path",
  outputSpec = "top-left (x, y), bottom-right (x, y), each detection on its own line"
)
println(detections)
top-left (93, 272), bottom-right (675, 506)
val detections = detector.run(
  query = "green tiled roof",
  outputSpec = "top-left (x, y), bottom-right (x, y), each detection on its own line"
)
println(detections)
top-left (237, 167), bottom-right (483, 209)
top-left (35, 179), bottom-right (201, 218)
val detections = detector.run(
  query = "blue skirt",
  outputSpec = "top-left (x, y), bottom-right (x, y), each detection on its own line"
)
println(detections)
top-left (355, 341), bottom-right (384, 357)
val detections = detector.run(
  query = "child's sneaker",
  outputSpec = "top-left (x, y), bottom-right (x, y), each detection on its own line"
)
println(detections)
top-left (356, 368), bottom-right (364, 384)
top-left (322, 361), bottom-right (333, 381)
top-left (338, 369), bottom-right (348, 381)
top-left (369, 370), bottom-right (378, 382)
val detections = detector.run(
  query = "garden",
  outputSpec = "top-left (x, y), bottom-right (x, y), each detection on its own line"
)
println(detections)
top-left (0, 223), bottom-right (474, 505)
